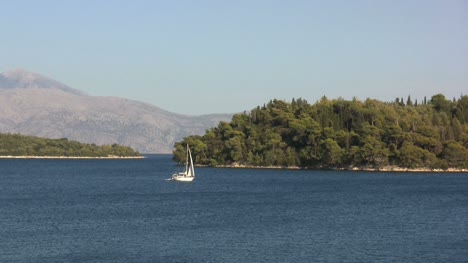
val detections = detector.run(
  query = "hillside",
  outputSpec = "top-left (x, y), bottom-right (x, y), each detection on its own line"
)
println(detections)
top-left (174, 95), bottom-right (468, 170)
top-left (0, 69), bottom-right (232, 153)
top-left (0, 133), bottom-right (140, 157)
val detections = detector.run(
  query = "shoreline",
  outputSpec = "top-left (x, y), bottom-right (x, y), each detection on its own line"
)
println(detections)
top-left (0, 155), bottom-right (144, 159)
top-left (208, 164), bottom-right (468, 173)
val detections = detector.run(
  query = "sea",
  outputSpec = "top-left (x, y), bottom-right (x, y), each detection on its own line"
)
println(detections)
top-left (1, 155), bottom-right (467, 263)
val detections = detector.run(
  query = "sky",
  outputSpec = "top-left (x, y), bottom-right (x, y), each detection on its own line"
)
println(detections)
top-left (1, 0), bottom-right (467, 115)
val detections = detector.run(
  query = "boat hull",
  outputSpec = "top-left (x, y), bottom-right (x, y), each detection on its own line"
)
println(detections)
top-left (172, 175), bottom-right (194, 182)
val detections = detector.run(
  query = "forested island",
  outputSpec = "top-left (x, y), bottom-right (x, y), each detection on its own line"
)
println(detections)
top-left (174, 94), bottom-right (468, 171)
top-left (0, 133), bottom-right (141, 158)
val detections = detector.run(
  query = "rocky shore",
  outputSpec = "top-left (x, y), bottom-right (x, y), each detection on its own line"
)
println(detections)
top-left (346, 166), bottom-right (466, 173)
top-left (211, 163), bottom-right (467, 173)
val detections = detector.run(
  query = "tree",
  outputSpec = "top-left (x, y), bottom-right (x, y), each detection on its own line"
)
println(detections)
top-left (441, 141), bottom-right (468, 168)
top-left (431, 94), bottom-right (450, 112)
top-left (406, 95), bottom-right (413, 107)
top-left (320, 139), bottom-right (344, 167)
top-left (173, 94), bottom-right (468, 169)
top-left (399, 143), bottom-right (438, 169)
top-left (359, 136), bottom-right (389, 168)
top-left (0, 133), bottom-right (140, 157)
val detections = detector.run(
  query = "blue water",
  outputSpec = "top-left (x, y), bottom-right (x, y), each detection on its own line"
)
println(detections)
top-left (1, 155), bottom-right (467, 262)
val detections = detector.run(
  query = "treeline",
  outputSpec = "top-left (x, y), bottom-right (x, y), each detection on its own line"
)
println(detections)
top-left (0, 133), bottom-right (140, 157)
top-left (174, 94), bottom-right (468, 169)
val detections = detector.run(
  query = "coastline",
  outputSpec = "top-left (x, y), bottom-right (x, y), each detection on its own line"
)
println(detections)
top-left (208, 164), bottom-right (468, 173)
top-left (0, 155), bottom-right (144, 159)
top-left (342, 166), bottom-right (467, 173)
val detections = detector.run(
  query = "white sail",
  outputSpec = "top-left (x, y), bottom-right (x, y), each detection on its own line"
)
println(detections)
top-left (187, 147), bottom-right (195, 178)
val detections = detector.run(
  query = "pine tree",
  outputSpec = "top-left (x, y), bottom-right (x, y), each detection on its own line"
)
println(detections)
top-left (406, 95), bottom-right (413, 106)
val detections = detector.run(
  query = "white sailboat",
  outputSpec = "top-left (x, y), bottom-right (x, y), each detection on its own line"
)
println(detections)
top-left (172, 144), bottom-right (195, 182)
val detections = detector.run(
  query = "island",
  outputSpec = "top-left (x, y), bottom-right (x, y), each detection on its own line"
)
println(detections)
top-left (173, 94), bottom-right (468, 171)
top-left (0, 133), bottom-right (142, 158)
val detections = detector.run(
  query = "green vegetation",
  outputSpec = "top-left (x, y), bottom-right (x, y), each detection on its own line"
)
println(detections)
top-left (0, 133), bottom-right (140, 157)
top-left (174, 94), bottom-right (468, 169)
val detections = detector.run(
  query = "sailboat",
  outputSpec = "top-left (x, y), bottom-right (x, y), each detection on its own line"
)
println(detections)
top-left (172, 144), bottom-right (195, 182)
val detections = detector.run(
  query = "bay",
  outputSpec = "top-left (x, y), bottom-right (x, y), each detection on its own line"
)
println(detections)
top-left (0, 155), bottom-right (467, 262)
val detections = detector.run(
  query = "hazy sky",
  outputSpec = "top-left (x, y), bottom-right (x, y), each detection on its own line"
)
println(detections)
top-left (1, 0), bottom-right (467, 115)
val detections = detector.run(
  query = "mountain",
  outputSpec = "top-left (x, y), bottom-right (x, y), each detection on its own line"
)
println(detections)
top-left (0, 69), bottom-right (85, 95)
top-left (0, 69), bottom-right (232, 153)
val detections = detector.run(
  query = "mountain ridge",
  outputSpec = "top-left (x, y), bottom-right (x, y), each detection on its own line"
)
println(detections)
top-left (0, 69), bottom-right (232, 153)
top-left (0, 68), bottom-right (85, 96)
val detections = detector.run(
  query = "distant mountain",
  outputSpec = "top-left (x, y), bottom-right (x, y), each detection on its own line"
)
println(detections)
top-left (0, 69), bottom-right (232, 153)
top-left (0, 69), bottom-right (85, 95)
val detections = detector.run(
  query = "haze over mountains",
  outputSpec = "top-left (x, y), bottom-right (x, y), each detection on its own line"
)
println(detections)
top-left (0, 69), bottom-right (232, 153)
